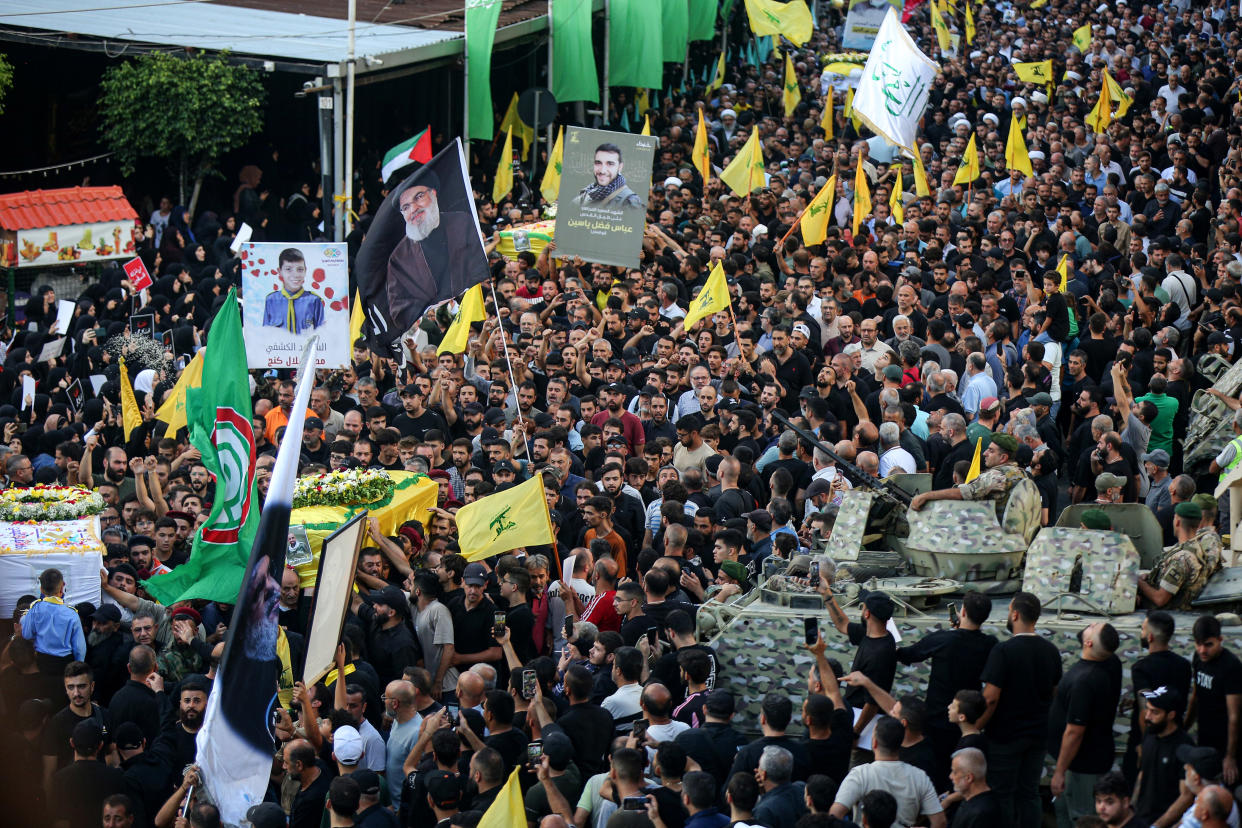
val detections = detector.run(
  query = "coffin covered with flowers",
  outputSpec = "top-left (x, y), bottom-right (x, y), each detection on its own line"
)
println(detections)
top-left (0, 485), bottom-right (107, 616)
top-left (288, 471), bottom-right (437, 587)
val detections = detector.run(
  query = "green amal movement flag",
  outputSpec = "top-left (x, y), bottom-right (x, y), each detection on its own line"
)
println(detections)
top-left (466, 0), bottom-right (503, 141)
top-left (144, 288), bottom-right (260, 605)
top-left (551, 0), bottom-right (599, 104)
top-left (609, 0), bottom-right (663, 90)
top-left (662, 0), bottom-right (689, 63)
top-left (688, 0), bottom-right (718, 42)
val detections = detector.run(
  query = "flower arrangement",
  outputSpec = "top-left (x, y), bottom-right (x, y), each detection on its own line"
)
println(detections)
top-left (293, 468), bottom-right (395, 509)
top-left (821, 52), bottom-right (869, 65)
top-left (0, 485), bottom-right (107, 522)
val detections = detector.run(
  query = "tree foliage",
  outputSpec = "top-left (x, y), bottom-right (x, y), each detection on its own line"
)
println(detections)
top-left (98, 52), bottom-right (266, 207)
top-left (0, 53), bottom-right (13, 116)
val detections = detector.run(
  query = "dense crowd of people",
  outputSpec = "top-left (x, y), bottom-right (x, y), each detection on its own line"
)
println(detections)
top-left (11, 1), bottom-right (1242, 828)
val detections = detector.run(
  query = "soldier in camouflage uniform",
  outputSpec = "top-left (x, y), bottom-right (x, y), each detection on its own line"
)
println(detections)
top-left (909, 432), bottom-right (1029, 523)
top-left (1192, 493), bottom-right (1226, 569)
top-left (156, 606), bottom-right (209, 682)
top-left (1140, 501), bottom-right (1221, 611)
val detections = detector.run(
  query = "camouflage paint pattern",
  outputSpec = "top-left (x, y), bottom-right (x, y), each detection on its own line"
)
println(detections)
top-left (1024, 528), bottom-right (1140, 615)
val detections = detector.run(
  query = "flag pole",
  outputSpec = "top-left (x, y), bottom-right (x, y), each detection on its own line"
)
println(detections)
top-left (489, 283), bottom-right (533, 463)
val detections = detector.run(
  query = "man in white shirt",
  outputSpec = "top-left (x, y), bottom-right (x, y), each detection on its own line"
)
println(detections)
top-left (601, 646), bottom-right (644, 731)
top-left (831, 717), bottom-right (946, 827)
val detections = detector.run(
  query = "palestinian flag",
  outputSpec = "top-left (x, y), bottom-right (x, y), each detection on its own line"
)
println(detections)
top-left (381, 128), bottom-right (432, 184)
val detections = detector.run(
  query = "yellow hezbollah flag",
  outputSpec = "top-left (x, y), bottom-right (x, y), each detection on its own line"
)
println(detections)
top-left (540, 127), bottom-right (564, 204)
top-left (852, 160), bottom-right (871, 239)
top-left (636, 87), bottom-right (650, 117)
top-left (783, 53), bottom-right (801, 117)
top-left (456, 474), bottom-right (555, 562)
top-left (498, 92), bottom-right (534, 161)
top-left (494, 126), bottom-right (514, 204)
top-left (477, 767), bottom-right (526, 828)
top-left (720, 128), bottom-right (766, 196)
top-left (349, 290), bottom-right (365, 348)
top-left (1056, 254), bottom-right (1070, 292)
top-left (953, 133), bottom-right (980, 186)
top-left (1014, 59), bottom-right (1052, 85)
top-left (692, 110), bottom-right (711, 183)
top-left (821, 86), bottom-right (834, 140)
top-left (890, 168), bottom-right (904, 226)
top-left (640, 114), bottom-right (651, 136)
top-left (1030, 0), bottom-right (1047, 7)
top-left (684, 262), bottom-right (731, 329)
top-left (155, 349), bottom-right (204, 435)
top-left (1103, 69), bottom-right (1132, 117)
top-left (119, 357), bottom-right (142, 441)
top-left (801, 174), bottom-right (836, 246)
top-left (965, 437), bottom-right (982, 482)
top-left (844, 86), bottom-right (861, 132)
top-left (706, 50), bottom-right (726, 95)
top-left (911, 146), bottom-right (931, 197)
top-left (931, 0), bottom-right (952, 52)
top-left (964, 2), bottom-right (975, 44)
top-left (437, 284), bottom-right (486, 356)
top-left (744, 0), bottom-right (814, 47)
top-left (1005, 113), bottom-right (1033, 177)
top-left (1072, 23), bottom-right (1091, 53)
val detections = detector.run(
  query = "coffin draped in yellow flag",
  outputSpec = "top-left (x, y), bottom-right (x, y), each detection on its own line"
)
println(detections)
top-left (683, 262), bottom-right (731, 329)
top-left (456, 473), bottom-right (556, 562)
top-left (437, 284), bottom-right (486, 355)
top-left (719, 129), bottom-right (766, 196)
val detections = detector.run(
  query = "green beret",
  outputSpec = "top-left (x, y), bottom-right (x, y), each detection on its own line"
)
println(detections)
top-left (1174, 501), bottom-right (1203, 521)
top-left (989, 432), bottom-right (1018, 455)
top-left (1080, 509), bottom-right (1112, 530)
top-left (1192, 493), bottom-right (1218, 514)
top-left (720, 561), bottom-right (750, 584)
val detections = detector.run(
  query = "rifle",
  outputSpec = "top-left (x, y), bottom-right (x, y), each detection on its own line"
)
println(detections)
top-left (770, 410), bottom-right (915, 508)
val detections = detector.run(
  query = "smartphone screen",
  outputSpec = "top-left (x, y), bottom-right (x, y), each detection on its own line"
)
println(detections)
top-left (622, 797), bottom-right (648, 811)
top-left (948, 603), bottom-right (960, 628)
top-left (564, 615), bottom-right (574, 640)
top-left (493, 611), bottom-right (506, 639)
top-left (522, 669), bottom-right (537, 700)
top-left (646, 627), bottom-right (658, 648)
top-left (803, 617), bottom-right (819, 646)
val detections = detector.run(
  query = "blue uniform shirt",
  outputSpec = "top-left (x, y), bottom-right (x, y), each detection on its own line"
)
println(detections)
top-left (22, 597), bottom-right (86, 660)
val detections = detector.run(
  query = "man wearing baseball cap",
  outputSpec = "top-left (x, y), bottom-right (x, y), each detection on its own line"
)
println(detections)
top-left (1134, 686), bottom-right (1192, 824)
top-left (909, 432), bottom-right (1028, 524)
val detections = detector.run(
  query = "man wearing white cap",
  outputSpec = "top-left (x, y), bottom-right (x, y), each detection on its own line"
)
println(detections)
top-left (714, 109), bottom-right (739, 146)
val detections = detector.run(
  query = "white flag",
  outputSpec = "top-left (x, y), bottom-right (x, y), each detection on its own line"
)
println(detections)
top-left (852, 7), bottom-right (937, 153)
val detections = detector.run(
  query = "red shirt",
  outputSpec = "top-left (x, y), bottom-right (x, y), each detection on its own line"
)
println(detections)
top-left (591, 409), bottom-right (645, 453)
top-left (582, 589), bottom-right (621, 633)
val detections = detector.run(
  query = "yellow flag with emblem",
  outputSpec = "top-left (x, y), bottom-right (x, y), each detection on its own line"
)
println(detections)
top-left (494, 126), bottom-right (514, 204)
top-left (744, 0), bottom-right (814, 46)
top-left (684, 262), bottom-right (731, 329)
top-left (719, 128), bottom-right (766, 196)
top-left (931, 0), bottom-right (952, 52)
top-left (155, 349), bottom-right (205, 435)
top-left (706, 50), bottom-right (725, 95)
top-left (437, 284), bottom-right (486, 355)
top-left (851, 160), bottom-right (871, 239)
top-left (349, 290), bottom-right (365, 348)
top-left (1014, 60), bottom-right (1053, 85)
top-left (952, 133), bottom-right (980, 186)
top-left (964, 2), bottom-right (975, 44)
top-left (456, 473), bottom-right (555, 562)
top-left (1073, 23), bottom-right (1092, 53)
top-left (844, 86), bottom-right (861, 132)
top-left (636, 87), bottom-right (650, 117)
top-left (1030, 0), bottom-right (1047, 7)
top-left (691, 110), bottom-right (711, 183)
top-left (1005, 112), bottom-right (1033, 177)
top-left (119, 357), bottom-right (142, 441)
top-left (498, 92), bottom-right (534, 161)
top-left (540, 127), bottom-right (564, 204)
top-left (801, 175), bottom-right (837, 246)
top-left (965, 437), bottom-right (982, 482)
top-left (890, 168), bottom-right (904, 226)
top-left (821, 87), bottom-right (834, 140)
top-left (783, 53), bottom-right (801, 118)
top-left (1102, 69), bottom-right (1132, 118)
top-left (640, 114), bottom-right (651, 136)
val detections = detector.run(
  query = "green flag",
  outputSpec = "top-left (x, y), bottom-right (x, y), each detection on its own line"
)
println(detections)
top-left (661, 0), bottom-right (689, 63)
top-left (609, 0), bottom-right (663, 90)
top-left (144, 289), bottom-right (260, 605)
top-left (466, 0), bottom-right (503, 141)
top-left (688, 0), bottom-right (717, 41)
top-left (551, 0), bottom-right (599, 103)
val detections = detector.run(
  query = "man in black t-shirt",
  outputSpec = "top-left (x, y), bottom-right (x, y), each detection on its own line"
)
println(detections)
top-left (1123, 611), bottom-right (1191, 784)
top-left (978, 592), bottom-right (1062, 828)
top-left (449, 563), bottom-right (503, 672)
top-left (1047, 622), bottom-right (1123, 827)
top-left (823, 583), bottom-right (897, 758)
top-left (948, 747), bottom-right (1002, 827)
top-left (1134, 686), bottom-right (1193, 825)
top-left (1091, 770), bottom-right (1144, 828)
top-left (1188, 614), bottom-right (1242, 784)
